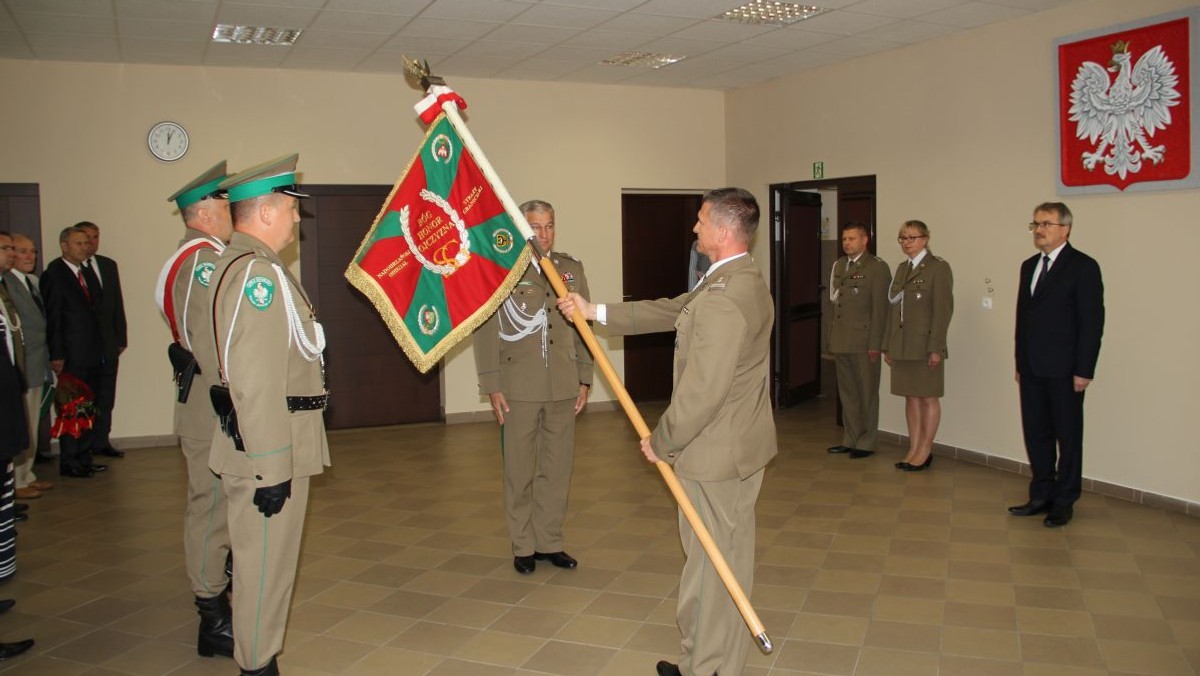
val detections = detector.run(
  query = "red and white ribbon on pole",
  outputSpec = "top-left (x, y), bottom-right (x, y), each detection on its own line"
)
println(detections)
top-left (414, 85), bottom-right (468, 124)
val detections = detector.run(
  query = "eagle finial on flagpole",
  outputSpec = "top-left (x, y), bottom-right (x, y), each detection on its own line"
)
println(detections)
top-left (402, 55), bottom-right (445, 92)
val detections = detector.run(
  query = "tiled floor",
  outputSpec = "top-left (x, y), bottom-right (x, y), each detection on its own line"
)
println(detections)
top-left (3, 397), bottom-right (1199, 675)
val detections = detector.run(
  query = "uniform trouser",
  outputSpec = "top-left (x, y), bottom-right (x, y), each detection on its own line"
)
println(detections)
top-left (677, 469), bottom-right (764, 676)
top-left (833, 352), bottom-right (881, 451)
top-left (1019, 373), bottom-right (1084, 507)
top-left (13, 385), bottom-right (42, 488)
top-left (181, 433), bottom-right (230, 597)
top-left (224, 474), bottom-right (310, 670)
top-left (502, 398), bottom-right (576, 556)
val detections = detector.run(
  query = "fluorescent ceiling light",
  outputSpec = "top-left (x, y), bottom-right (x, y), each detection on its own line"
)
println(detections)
top-left (211, 24), bottom-right (303, 46)
top-left (715, 1), bottom-right (829, 26)
top-left (601, 51), bottom-right (686, 68)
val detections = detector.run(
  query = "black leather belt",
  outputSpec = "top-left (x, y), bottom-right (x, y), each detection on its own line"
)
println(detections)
top-left (287, 393), bottom-right (328, 412)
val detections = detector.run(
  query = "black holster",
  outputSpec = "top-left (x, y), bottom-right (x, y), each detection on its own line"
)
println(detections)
top-left (209, 385), bottom-right (245, 451)
top-left (168, 342), bottom-right (201, 403)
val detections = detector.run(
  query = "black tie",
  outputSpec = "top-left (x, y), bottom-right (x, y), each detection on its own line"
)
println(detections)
top-left (24, 276), bottom-right (43, 313)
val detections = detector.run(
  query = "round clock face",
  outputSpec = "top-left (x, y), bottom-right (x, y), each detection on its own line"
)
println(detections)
top-left (148, 121), bottom-right (189, 162)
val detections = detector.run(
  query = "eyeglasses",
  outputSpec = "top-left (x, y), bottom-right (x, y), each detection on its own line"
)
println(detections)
top-left (1028, 221), bottom-right (1066, 231)
top-left (897, 235), bottom-right (926, 243)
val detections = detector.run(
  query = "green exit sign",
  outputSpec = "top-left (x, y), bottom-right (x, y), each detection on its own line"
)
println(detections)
top-left (813, 161), bottom-right (824, 179)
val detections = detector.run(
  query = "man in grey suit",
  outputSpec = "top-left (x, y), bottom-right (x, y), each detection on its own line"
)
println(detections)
top-left (4, 234), bottom-right (55, 498)
top-left (560, 188), bottom-right (777, 676)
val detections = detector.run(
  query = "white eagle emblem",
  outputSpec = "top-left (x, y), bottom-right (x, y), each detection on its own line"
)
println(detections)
top-left (1068, 39), bottom-right (1181, 179)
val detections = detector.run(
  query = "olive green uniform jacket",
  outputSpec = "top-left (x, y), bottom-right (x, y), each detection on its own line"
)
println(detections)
top-left (883, 254), bottom-right (954, 360)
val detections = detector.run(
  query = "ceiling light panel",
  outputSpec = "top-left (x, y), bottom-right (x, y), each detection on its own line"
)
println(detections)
top-left (716, 2), bottom-right (829, 26)
top-left (600, 51), bottom-right (686, 68)
top-left (211, 24), bottom-right (303, 45)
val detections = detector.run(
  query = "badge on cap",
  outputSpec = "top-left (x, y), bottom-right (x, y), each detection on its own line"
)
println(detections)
top-left (245, 276), bottom-right (275, 310)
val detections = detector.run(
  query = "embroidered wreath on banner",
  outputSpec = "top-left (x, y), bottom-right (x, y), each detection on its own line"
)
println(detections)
top-left (399, 189), bottom-right (472, 276)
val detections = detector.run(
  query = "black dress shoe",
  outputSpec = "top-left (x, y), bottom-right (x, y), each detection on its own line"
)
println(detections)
top-left (656, 661), bottom-right (682, 676)
top-left (514, 555), bottom-right (535, 575)
top-left (13, 504), bottom-right (28, 514)
top-left (1044, 506), bottom-right (1073, 528)
top-left (0, 639), bottom-right (33, 660)
top-left (89, 464), bottom-right (108, 472)
top-left (534, 551), bottom-right (578, 569)
top-left (0, 599), bottom-right (14, 614)
top-left (13, 513), bottom-right (27, 523)
top-left (899, 456), bottom-right (933, 472)
top-left (848, 449), bottom-right (874, 459)
top-left (98, 447), bottom-right (124, 458)
top-left (60, 467), bottom-right (95, 478)
top-left (826, 445), bottom-right (851, 454)
top-left (240, 656), bottom-right (279, 675)
top-left (1007, 500), bottom-right (1051, 517)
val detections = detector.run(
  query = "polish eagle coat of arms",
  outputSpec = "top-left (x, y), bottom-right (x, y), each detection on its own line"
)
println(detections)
top-left (1068, 39), bottom-right (1181, 179)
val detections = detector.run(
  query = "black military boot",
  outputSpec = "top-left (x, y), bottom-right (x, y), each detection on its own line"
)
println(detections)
top-left (225, 550), bottom-right (234, 596)
top-left (240, 656), bottom-right (279, 675)
top-left (194, 594), bottom-right (234, 658)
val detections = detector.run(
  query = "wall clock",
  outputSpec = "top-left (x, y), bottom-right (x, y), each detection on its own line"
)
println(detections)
top-left (148, 121), bottom-right (189, 162)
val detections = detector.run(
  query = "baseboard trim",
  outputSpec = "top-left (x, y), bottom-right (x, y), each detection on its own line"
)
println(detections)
top-left (880, 432), bottom-right (1200, 518)
top-left (444, 399), bottom-right (623, 426)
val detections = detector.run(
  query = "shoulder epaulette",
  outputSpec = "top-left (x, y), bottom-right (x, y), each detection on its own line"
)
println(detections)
top-left (554, 251), bottom-right (579, 262)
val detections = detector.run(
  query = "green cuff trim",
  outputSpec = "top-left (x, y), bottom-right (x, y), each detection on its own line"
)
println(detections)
top-left (245, 443), bottom-right (292, 459)
top-left (175, 177), bottom-right (225, 209)
top-left (226, 173), bottom-right (296, 202)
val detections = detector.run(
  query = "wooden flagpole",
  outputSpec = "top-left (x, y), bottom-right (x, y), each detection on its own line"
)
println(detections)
top-left (438, 100), bottom-right (774, 654)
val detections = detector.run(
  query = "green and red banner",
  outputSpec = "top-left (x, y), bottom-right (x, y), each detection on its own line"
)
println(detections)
top-left (346, 112), bottom-right (531, 373)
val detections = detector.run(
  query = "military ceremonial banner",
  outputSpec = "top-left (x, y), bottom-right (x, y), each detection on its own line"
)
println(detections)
top-left (346, 112), bottom-right (531, 373)
top-left (1056, 8), bottom-right (1199, 194)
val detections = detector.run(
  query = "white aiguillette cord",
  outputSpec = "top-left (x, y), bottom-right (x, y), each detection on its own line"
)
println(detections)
top-left (272, 263), bottom-right (325, 364)
top-left (499, 295), bottom-right (548, 361)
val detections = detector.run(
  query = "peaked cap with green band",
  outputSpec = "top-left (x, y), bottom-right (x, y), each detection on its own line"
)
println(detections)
top-left (219, 153), bottom-right (309, 203)
top-left (168, 160), bottom-right (228, 210)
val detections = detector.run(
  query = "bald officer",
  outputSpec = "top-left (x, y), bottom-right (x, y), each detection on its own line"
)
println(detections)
top-left (199, 154), bottom-right (329, 676)
top-left (474, 200), bottom-right (593, 575)
top-left (827, 222), bottom-right (890, 459)
top-left (155, 161), bottom-right (235, 658)
top-left (559, 188), bottom-right (777, 676)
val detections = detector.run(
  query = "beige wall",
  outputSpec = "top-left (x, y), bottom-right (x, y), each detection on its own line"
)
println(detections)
top-left (727, 0), bottom-right (1200, 503)
top-left (0, 61), bottom-right (725, 438)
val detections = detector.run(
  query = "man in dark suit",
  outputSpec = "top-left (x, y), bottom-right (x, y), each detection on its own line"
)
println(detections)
top-left (1010, 202), bottom-right (1104, 528)
top-left (559, 188), bottom-right (777, 676)
top-left (74, 222), bottom-right (126, 459)
top-left (40, 226), bottom-right (107, 477)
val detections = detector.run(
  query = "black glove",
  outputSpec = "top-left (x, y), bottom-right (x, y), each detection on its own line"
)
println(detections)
top-left (253, 480), bottom-right (292, 518)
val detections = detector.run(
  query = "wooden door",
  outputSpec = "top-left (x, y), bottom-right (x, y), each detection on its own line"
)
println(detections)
top-left (620, 193), bottom-right (703, 401)
top-left (771, 189), bottom-right (822, 407)
top-left (0, 184), bottom-right (43, 272)
top-left (299, 185), bottom-right (441, 429)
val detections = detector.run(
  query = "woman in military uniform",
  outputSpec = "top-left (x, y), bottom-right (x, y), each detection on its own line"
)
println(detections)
top-left (882, 220), bottom-right (953, 471)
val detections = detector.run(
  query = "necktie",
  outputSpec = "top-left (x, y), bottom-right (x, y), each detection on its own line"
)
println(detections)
top-left (1035, 254), bottom-right (1050, 292)
top-left (77, 269), bottom-right (92, 301)
top-left (24, 276), bottom-right (43, 313)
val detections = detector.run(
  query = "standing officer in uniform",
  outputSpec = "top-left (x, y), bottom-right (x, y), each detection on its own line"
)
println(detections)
top-left (155, 161), bottom-right (234, 658)
top-left (826, 222), bottom-right (890, 460)
top-left (559, 188), bottom-right (777, 676)
top-left (199, 154), bottom-right (329, 676)
top-left (1010, 202), bottom-right (1103, 528)
top-left (474, 199), bottom-right (593, 575)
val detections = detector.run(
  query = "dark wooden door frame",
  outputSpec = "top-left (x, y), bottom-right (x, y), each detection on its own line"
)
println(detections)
top-left (769, 175), bottom-right (877, 410)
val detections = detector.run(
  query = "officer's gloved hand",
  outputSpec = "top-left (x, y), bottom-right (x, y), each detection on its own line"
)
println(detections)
top-left (253, 479), bottom-right (292, 518)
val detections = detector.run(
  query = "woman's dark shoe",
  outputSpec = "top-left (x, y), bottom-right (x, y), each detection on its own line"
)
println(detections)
top-left (899, 455), bottom-right (933, 472)
top-left (0, 639), bottom-right (33, 660)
